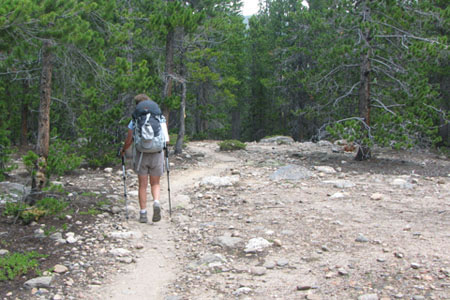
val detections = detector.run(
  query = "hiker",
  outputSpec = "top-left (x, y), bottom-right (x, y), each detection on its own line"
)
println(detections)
top-left (121, 94), bottom-right (169, 223)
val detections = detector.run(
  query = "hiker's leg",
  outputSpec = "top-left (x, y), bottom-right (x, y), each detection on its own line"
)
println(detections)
top-left (150, 175), bottom-right (160, 201)
top-left (138, 174), bottom-right (148, 210)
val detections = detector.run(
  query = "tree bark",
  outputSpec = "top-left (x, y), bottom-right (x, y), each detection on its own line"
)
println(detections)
top-left (356, 0), bottom-right (372, 161)
top-left (21, 81), bottom-right (29, 147)
top-left (175, 80), bottom-right (187, 154)
top-left (35, 40), bottom-right (54, 189)
top-left (163, 0), bottom-right (175, 125)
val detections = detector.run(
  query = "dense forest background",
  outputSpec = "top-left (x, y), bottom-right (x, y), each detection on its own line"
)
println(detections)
top-left (0, 0), bottom-right (448, 183)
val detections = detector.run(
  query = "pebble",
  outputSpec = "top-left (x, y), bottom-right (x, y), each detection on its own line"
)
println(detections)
top-left (355, 234), bottom-right (369, 243)
top-left (53, 264), bottom-right (68, 274)
top-left (411, 263), bottom-right (421, 269)
top-left (263, 261), bottom-right (276, 269)
top-left (358, 294), bottom-right (378, 300)
top-left (251, 266), bottom-right (267, 276)
top-left (277, 258), bottom-right (289, 267)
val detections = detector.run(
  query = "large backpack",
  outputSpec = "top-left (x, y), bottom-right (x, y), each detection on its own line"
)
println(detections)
top-left (132, 100), bottom-right (166, 170)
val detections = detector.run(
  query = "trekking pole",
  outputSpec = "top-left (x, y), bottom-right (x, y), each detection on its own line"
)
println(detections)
top-left (121, 155), bottom-right (129, 220)
top-left (165, 147), bottom-right (172, 218)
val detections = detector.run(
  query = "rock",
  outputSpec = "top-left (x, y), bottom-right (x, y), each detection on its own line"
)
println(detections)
top-left (24, 276), bottom-right (54, 289)
top-left (296, 285), bottom-right (312, 291)
top-left (355, 234), bottom-right (369, 243)
top-left (277, 258), bottom-right (289, 267)
top-left (198, 253), bottom-right (226, 265)
top-left (412, 296), bottom-right (425, 300)
top-left (34, 229), bottom-right (46, 239)
top-left (323, 180), bottom-right (356, 188)
top-left (53, 294), bottom-right (63, 300)
top-left (0, 249), bottom-right (9, 256)
top-left (165, 296), bottom-right (182, 300)
top-left (244, 237), bottom-right (272, 253)
top-left (330, 192), bottom-right (345, 199)
top-left (0, 182), bottom-right (31, 204)
top-left (117, 256), bottom-right (133, 264)
top-left (104, 168), bottom-right (113, 173)
top-left (109, 231), bottom-right (143, 240)
top-left (263, 261), bottom-right (276, 269)
top-left (109, 248), bottom-right (132, 257)
top-left (260, 136), bottom-right (294, 144)
top-left (370, 193), bottom-right (385, 200)
top-left (337, 268), bottom-right (348, 275)
top-left (411, 263), bottom-right (421, 269)
top-left (269, 165), bottom-right (313, 181)
top-left (213, 236), bottom-right (243, 249)
top-left (391, 178), bottom-right (414, 189)
top-left (233, 287), bottom-right (252, 295)
top-left (251, 266), bottom-right (267, 276)
top-left (314, 166), bottom-right (336, 174)
top-left (111, 206), bottom-right (122, 214)
top-left (199, 176), bottom-right (239, 187)
top-left (65, 232), bottom-right (78, 244)
top-left (53, 264), bottom-right (68, 274)
top-left (358, 294), bottom-right (378, 300)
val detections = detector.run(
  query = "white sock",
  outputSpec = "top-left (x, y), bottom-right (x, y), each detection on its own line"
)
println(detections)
top-left (140, 209), bottom-right (147, 213)
top-left (154, 200), bottom-right (160, 205)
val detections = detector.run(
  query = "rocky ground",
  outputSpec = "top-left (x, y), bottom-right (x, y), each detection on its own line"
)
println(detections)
top-left (0, 139), bottom-right (449, 300)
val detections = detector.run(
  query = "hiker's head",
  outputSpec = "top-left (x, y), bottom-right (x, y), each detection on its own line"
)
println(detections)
top-left (134, 94), bottom-right (150, 105)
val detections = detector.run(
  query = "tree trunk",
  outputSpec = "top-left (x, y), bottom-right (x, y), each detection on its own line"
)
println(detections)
top-left (163, 10), bottom-right (175, 125)
top-left (21, 81), bottom-right (29, 147)
top-left (175, 81), bottom-right (187, 154)
top-left (35, 40), bottom-right (54, 189)
top-left (356, 1), bottom-right (372, 161)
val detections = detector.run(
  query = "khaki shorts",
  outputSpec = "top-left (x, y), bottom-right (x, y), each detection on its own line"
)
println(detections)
top-left (133, 151), bottom-right (164, 176)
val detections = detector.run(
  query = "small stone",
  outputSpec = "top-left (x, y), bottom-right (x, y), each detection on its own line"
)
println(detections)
top-left (24, 276), bottom-right (54, 289)
top-left (296, 285), bottom-right (312, 291)
top-left (0, 249), bottom-right (9, 256)
top-left (263, 261), bottom-right (276, 269)
top-left (53, 294), bottom-right (63, 300)
top-left (358, 294), bottom-right (378, 300)
top-left (412, 296), bottom-right (425, 300)
top-left (325, 272), bottom-right (334, 279)
top-left (104, 168), bottom-right (113, 173)
top-left (338, 268), bottom-right (348, 276)
top-left (411, 263), bottom-right (421, 269)
top-left (273, 239), bottom-right (282, 247)
top-left (53, 264), bottom-right (68, 274)
top-left (370, 193), bottom-right (385, 200)
top-left (277, 258), bottom-right (289, 267)
top-left (135, 243), bottom-right (144, 249)
top-left (394, 252), bottom-right (404, 258)
top-left (251, 266), bottom-right (267, 276)
top-left (355, 234), bottom-right (369, 243)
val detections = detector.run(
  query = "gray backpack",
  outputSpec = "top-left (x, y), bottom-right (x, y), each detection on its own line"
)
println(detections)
top-left (132, 100), bottom-right (166, 170)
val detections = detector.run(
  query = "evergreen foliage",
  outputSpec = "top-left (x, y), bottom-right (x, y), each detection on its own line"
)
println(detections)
top-left (0, 0), bottom-right (448, 179)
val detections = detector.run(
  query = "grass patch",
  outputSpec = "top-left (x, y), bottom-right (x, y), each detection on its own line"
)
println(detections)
top-left (218, 140), bottom-right (247, 151)
top-left (79, 208), bottom-right (101, 216)
top-left (3, 197), bottom-right (69, 224)
top-left (0, 251), bottom-right (48, 281)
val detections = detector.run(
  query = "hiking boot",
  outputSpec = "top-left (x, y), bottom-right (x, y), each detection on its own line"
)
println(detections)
top-left (152, 202), bottom-right (161, 222)
top-left (139, 211), bottom-right (148, 223)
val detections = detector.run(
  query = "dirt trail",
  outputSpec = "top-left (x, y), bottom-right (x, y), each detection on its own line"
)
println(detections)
top-left (96, 142), bottom-right (238, 299)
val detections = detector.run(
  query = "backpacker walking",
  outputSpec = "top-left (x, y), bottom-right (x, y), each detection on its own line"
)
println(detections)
top-left (121, 94), bottom-right (169, 223)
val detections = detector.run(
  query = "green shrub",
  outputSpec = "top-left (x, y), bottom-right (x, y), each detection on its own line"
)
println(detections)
top-left (169, 133), bottom-right (190, 147)
top-left (218, 140), bottom-right (247, 151)
top-left (47, 139), bottom-right (84, 176)
top-left (3, 197), bottom-right (68, 223)
top-left (36, 197), bottom-right (68, 216)
top-left (0, 251), bottom-right (47, 281)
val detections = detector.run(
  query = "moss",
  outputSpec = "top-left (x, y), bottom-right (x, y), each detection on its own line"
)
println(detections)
top-left (218, 140), bottom-right (247, 151)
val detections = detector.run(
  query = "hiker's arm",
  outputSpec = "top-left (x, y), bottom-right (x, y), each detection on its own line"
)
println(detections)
top-left (122, 129), bottom-right (133, 155)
